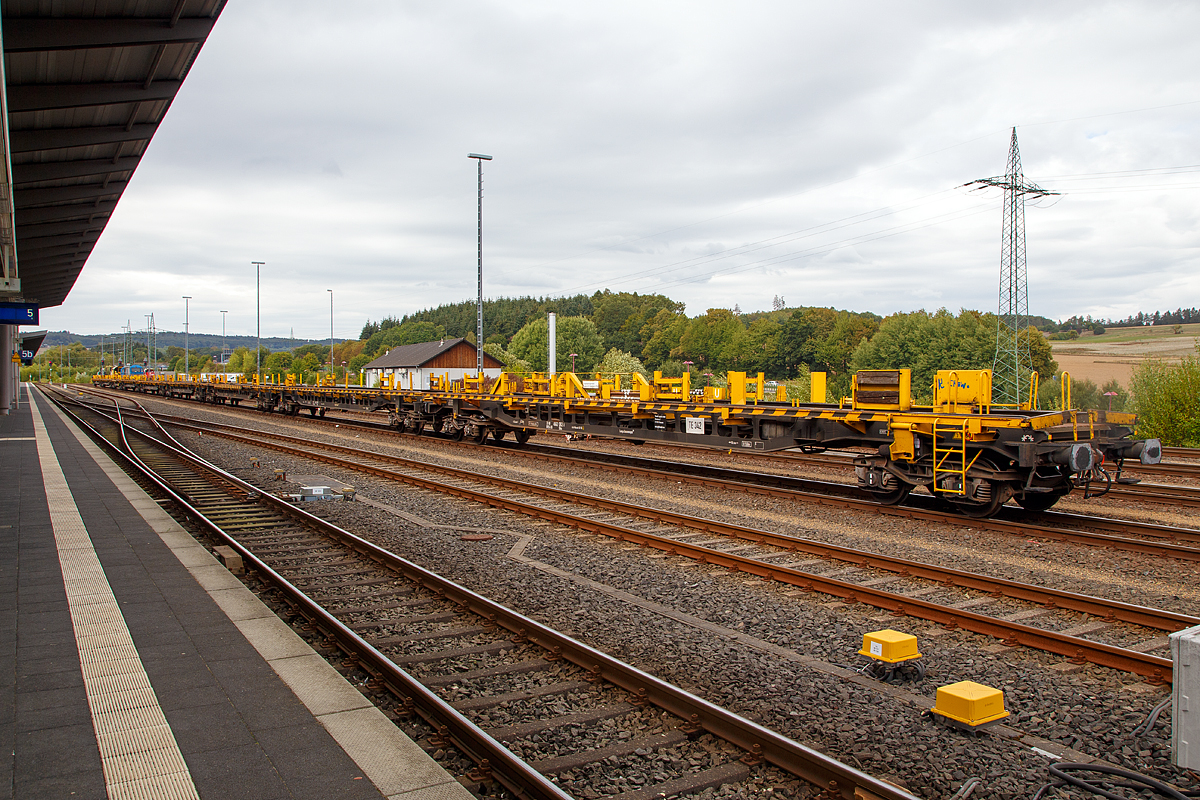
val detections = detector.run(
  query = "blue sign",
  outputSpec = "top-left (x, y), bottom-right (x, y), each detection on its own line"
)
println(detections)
top-left (20, 349), bottom-right (34, 365)
top-left (0, 302), bottom-right (38, 324)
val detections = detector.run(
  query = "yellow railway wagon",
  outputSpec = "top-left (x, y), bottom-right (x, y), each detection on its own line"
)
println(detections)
top-left (92, 367), bottom-right (1160, 518)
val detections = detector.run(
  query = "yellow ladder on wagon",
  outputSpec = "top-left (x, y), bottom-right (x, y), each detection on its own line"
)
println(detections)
top-left (932, 418), bottom-right (974, 496)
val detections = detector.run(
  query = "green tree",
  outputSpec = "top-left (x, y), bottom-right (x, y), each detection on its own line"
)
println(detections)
top-left (658, 359), bottom-right (686, 378)
top-left (483, 342), bottom-right (532, 372)
top-left (591, 290), bottom-right (683, 354)
top-left (264, 351), bottom-right (294, 373)
top-left (597, 348), bottom-right (649, 377)
top-left (851, 309), bottom-right (993, 401)
top-left (1131, 349), bottom-right (1200, 445)
top-left (674, 309), bottom-right (742, 370)
top-left (294, 343), bottom-right (331, 362)
top-left (776, 307), bottom-right (879, 382)
top-left (240, 346), bottom-right (273, 379)
top-left (296, 352), bottom-right (321, 374)
top-left (225, 347), bottom-right (248, 373)
top-left (362, 321), bottom-right (446, 359)
top-left (639, 308), bottom-right (688, 369)
top-left (722, 316), bottom-right (782, 374)
top-left (1020, 324), bottom-right (1058, 379)
top-left (508, 316), bottom-right (605, 372)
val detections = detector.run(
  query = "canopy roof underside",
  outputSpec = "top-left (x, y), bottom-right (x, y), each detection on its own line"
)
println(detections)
top-left (3, 0), bottom-right (225, 308)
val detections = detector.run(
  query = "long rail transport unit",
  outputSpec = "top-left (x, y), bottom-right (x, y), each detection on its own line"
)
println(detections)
top-left (92, 367), bottom-right (1161, 518)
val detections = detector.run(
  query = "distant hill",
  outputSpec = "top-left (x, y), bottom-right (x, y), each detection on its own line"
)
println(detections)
top-left (42, 330), bottom-right (341, 352)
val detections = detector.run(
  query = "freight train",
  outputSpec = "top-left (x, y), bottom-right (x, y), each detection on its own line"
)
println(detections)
top-left (91, 366), bottom-right (1161, 518)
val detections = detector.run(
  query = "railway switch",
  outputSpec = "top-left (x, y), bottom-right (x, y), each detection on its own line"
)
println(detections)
top-left (859, 629), bottom-right (925, 682)
top-left (930, 681), bottom-right (1009, 731)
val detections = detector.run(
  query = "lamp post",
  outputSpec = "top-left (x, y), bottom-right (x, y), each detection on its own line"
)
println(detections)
top-left (220, 310), bottom-right (228, 373)
top-left (252, 262), bottom-right (264, 385)
top-left (569, 353), bottom-right (577, 373)
top-left (327, 288), bottom-right (334, 373)
top-left (144, 314), bottom-right (151, 367)
top-left (342, 360), bottom-right (347, 387)
top-left (182, 296), bottom-right (191, 379)
top-left (468, 153), bottom-right (493, 378)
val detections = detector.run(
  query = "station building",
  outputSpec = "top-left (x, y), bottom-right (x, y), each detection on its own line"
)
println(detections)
top-left (362, 337), bottom-right (504, 388)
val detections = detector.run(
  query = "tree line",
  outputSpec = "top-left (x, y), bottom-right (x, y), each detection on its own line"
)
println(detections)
top-left (353, 292), bottom-right (1069, 401)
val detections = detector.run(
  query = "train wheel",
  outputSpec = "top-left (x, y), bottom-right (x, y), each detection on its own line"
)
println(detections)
top-left (514, 430), bottom-right (531, 445)
top-left (491, 430), bottom-right (506, 442)
top-left (1017, 489), bottom-right (1068, 513)
top-left (868, 485), bottom-right (912, 506)
top-left (955, 481), bottom-right (1008, 518)
top-left (448, 425), bottom-right (464, 442)
top-left (471, 427), bottom-right (488, 445)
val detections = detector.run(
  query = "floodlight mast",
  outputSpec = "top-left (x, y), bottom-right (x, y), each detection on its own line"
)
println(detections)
top-left (468, 153), bottom-right (493, 379)
top-left (252, 261), bottom-right (265, 385)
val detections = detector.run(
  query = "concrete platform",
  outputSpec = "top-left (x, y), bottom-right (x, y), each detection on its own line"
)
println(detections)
top-left (0, 385), bottom-right (474, 800)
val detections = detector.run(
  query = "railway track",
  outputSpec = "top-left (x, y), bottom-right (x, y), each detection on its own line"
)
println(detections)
top-left (79, 384), bottom-right (1200, 515)
top-left (72, 389), bottom-right (1191, 685)
top-left (74, 386), bottom-right (1200, 555)
top-left (45, 386), bottom-right (916, 800)
top-left (763, 447), bottom-right (1200, 502)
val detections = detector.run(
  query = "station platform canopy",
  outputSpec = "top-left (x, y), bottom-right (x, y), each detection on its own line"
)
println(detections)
top-left (1, 0), bottom-right (227, 309)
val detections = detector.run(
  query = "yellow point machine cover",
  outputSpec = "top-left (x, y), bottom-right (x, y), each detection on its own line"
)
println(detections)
top-left (931, 680), bottom-right (1009, 728)
top-left (859, 629), bottom-right (921, 664)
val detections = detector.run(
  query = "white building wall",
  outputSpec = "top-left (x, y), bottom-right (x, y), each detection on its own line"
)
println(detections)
top-left (365, 366), bottom-right (501, 388)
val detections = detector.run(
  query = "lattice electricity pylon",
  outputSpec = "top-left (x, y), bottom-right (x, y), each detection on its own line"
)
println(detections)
top-left (966, 128), bottom-right (1058, 407)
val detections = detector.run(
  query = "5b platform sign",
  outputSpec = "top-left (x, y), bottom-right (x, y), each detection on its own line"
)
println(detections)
top-left (0, 302), bottom-right (38, 324)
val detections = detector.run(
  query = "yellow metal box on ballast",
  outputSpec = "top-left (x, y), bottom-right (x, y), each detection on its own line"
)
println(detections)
top-left (858, 629), bottom-right (921, 663)
top-left (931, 680), bottom-right (1009, 728)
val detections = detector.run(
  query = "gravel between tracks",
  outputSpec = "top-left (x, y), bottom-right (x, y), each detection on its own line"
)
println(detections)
top-left (121, 394), bottom-right (1197, 799)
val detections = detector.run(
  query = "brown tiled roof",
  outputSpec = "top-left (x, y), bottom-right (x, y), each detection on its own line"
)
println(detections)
top-left (361, 338), bottom-right (503, 370)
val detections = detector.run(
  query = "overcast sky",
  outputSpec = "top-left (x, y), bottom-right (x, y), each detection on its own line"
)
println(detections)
top-left (40, 1), bottom-right (1200, 341)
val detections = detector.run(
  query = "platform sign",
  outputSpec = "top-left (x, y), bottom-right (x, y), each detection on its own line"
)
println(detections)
top-left (20, 349), bottom-right (34, 365)
top-left (0, 302), bottom-right (38, 324)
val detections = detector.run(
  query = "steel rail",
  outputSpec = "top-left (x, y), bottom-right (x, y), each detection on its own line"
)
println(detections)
top-left (43, 389), bottom-right (580, 800)
top-left (765, 447), bottom-right (1200, 483)
top-left (47, 388), bottom-right (920, 800)
top-left (150, 407), bottom-right (1200, 564)
top-left (514, 441), bottom-right (1200, 544)
top-left (77, 391), bottom-right (1200, 628)
top-left (1102, 482), bottom-right (1200, 507)
top-left (70, 388), bottom-right (1200, 553)
top-left (142, 408), bottom-right (1181, 683)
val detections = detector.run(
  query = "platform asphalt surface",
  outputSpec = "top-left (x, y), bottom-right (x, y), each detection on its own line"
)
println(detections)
top-left (1, 385), bottom-right (472, 800)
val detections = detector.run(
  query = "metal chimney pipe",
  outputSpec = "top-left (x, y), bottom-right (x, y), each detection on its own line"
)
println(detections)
top-left (548, 313), bottom-right (556, 378)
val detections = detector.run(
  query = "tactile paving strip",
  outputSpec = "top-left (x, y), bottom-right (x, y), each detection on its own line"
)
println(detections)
top-left (31, 395), bottom-right (200, 800)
